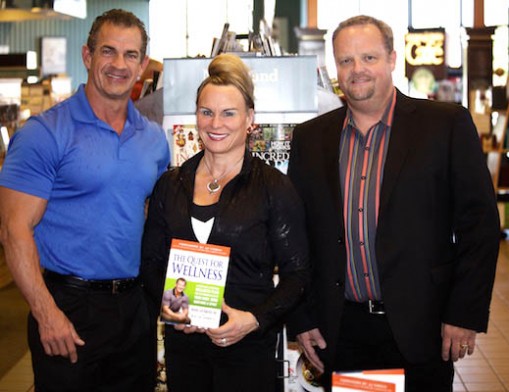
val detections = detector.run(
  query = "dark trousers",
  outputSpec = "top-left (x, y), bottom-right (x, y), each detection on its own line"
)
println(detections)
top-left (29, 278), bottom-right (154, 392)
top-left (165, 328), bottom-right (277, 392)
top-left (324, 301), bottom-right (454, 392)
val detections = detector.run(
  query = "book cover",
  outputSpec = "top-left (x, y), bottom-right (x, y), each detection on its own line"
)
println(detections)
top-left (161, 239), bottom-right (230, 329)
top-left (292, 351), bottom-right (325, 392)
top-left (332, 369), bottom-right (405, 392)
top-left (171, 124), bottom-right (203, 167)
top-left (248, 123), bottom-right (295, 174)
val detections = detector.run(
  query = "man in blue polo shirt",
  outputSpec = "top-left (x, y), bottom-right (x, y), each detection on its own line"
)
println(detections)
top-left (0, 9), bottom-right (169, 391)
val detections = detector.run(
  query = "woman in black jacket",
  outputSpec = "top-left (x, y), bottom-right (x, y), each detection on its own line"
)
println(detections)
top-left (141, 53), bottom-right (309, 392)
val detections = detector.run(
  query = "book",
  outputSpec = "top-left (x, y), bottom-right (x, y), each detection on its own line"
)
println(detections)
top-left (161, 239), bottom-right (230, 329)
top-left (292, 352), bottom-right (325, 392)
top-left (332, 369), bottom-right (405, 392)
top-left (317, 66), bottom-right (334, 93)
top-left (248, 123), bottom-right (295, 174)
top-left (171, 124), bottom-right (203, 167)
top-left (211, 22), bottom-right (230, 57)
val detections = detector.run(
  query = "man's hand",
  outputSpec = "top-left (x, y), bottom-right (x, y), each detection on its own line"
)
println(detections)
top-left (297, 328), bottom-right (327, 373)
top-left (37, 306), bottom-right (85, 363)
top-left (0, 187), bottom-right (84, 363)
top-left (441, 323), bottom-right (476, 362)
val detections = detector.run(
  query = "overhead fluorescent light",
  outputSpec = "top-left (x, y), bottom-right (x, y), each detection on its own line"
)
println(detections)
top-left (53, 0), bottom-right (86, 19)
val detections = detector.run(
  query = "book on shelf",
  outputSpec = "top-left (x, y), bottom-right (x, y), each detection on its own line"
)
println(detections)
top-left (160, 239), bottom-right (230, 329)
top-left (211, 22), bottom-right (230, 57)
top-left (171, 124), bottom-right (203, 167)
top-left (318, 66), bottom-right (334, 93)
top-left (248, 123), bottom-right (295, 174)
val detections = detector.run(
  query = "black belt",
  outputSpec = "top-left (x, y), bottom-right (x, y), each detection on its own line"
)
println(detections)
top-left (345, 299), bottom-right (386, 315)
top-left (44, 270), bottom-right (139, 294)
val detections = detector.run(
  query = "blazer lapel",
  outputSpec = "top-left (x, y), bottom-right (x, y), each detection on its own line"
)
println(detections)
top-left (323, 110), bottom-right (345, 228)
top-left (379, 92), bottom-right (416, 217)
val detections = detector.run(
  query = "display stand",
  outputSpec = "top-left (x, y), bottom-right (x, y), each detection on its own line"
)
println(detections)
top-left (162, 56), bottom-right (318, 171)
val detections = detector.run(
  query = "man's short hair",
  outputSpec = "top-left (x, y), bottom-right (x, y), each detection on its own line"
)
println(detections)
top-left (87, 8), bottom-right (149, 60)
top-left (332, 15), bottom-right (394, 54)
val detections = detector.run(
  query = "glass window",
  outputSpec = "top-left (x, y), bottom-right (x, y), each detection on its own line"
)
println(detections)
top-left (317, 0), bottom-right (408, 90)
top-left (149, 0), bottom-right (253, 61)
top-left (317, 0), bottom-right (508, 91)
top-left (485, 0), bottom-right (509, 26)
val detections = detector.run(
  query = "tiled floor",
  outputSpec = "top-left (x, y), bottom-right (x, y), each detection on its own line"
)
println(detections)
top-left (1, 242), bottom-right (509, 392)
top-left (453, 238), bottom-right (509, 392)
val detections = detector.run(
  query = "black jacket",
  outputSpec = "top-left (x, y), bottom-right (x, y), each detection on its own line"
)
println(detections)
top-left (286, 91), bottom-right (499, 365)
top-left (141, 149), bottom-right (309, 338)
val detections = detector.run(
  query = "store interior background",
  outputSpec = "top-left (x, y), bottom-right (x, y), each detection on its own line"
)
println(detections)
top-left (2, 0), bottom-right (509, 391)
top-left (0, 0), bottom-right (507, 94)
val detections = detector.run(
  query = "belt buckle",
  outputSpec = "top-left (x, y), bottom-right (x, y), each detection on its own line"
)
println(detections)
top-left (368, 300), bottom-right (385, 315)
top-left (112, 279), bottom-right (121, 294)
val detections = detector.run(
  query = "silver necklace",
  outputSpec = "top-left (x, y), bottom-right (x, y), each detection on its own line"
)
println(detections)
top-left (203, 155), bottom-right (244, 194)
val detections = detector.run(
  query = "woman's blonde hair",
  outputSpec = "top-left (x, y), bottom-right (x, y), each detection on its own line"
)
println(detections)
top-left (196, 54), bottom-right (255, 110)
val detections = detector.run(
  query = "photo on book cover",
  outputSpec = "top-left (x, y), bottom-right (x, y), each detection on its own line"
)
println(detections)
top-left (160, 277), bottom-right (191, 324)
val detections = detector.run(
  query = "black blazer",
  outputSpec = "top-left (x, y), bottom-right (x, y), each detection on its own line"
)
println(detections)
top-left (287, 90), bottom-right (500, 365)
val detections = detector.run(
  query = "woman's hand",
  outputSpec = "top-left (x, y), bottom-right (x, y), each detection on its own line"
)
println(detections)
top-left (206, 302), bottom-right (259, 347)
top-left (173, 324), bottom-right (206, 334)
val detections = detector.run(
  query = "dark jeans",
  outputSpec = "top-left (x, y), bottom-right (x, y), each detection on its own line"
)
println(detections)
top-left (323, 301), bottom-right (454, 392)
top-left (165, 328), bottom-right (277, 392)
top-left (29, 279), bottom-right (154, 392)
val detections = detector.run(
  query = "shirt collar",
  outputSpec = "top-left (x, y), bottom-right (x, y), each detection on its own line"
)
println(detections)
top-left (70, 84), bottom-right (145, 131)
top-left (343, 87), bottom-right (397, 131)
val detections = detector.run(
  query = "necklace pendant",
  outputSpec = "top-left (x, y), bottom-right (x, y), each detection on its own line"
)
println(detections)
top-left (207, 180), bottom-right (221, 194)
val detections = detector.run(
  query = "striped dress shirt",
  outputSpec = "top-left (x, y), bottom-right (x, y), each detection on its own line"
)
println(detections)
top-left (339, 88), bottom-right (396, 302)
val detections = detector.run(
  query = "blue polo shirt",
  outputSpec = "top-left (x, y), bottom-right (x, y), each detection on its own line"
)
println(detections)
top-left (0, 85), bottom-right (170, 279)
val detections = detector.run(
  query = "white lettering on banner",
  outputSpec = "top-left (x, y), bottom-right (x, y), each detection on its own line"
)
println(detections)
top-left (251, 68), bottom-right (279, 83)
top-left (405, 32), bottom-right (444, 66)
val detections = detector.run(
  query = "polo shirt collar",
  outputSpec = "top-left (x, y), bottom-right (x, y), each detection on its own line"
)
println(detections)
top-left (70, 84), bottom-right (145, 131)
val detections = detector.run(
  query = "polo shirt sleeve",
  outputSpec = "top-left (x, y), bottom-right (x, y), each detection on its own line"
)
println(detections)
top-left (0, 118), bottom-right (60, 200)
top-left (158, 139), bottom-right (170, 177)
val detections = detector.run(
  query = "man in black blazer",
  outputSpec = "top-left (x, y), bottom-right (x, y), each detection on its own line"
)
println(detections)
top-left (287, 15), bottom-right (500, 392)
